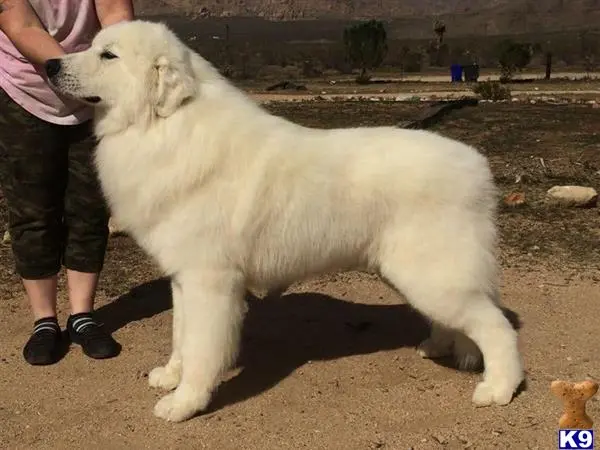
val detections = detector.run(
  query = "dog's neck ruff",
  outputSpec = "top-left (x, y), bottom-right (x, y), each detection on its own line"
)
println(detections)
top-left (94, 101), bottom-right (161, 138)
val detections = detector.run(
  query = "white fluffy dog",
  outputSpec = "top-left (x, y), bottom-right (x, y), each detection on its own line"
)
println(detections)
top-left (46, 20), bottom-right (524, 422)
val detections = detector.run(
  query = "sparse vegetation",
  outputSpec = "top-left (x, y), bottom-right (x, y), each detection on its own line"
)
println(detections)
top-left (472, 80), bottom-right (512, 101)
top-left (434, 19), bottom-right (447, 46)
top-left (497, 40), bottom-right (533, 81)
top-left (146, 15), bottom-right (600, 81)
top-left (580, 31), bottom-right (599, 75)
top-left (343, 20), bottom-right (388, 83)
top-left (432, 19), bottom-right (448, 67)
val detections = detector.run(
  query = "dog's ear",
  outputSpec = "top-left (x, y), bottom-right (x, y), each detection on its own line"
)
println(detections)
top-left (153, 55), bottom-right (196, 118)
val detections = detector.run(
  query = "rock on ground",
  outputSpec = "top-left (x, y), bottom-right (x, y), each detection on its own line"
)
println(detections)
top-left (545, 186), bottom-right (598, 208)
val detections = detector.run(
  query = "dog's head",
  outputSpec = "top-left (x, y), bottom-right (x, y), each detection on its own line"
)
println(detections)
top-left (47, 20), bottom-right (197, 124)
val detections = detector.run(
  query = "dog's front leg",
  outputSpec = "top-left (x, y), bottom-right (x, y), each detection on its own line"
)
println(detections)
top-left (148, 277), bottom-right (184, 391)
top-left (153, 269), bottom-right (246, 422)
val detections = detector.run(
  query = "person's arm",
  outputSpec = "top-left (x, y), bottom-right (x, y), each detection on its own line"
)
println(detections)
top-left (0, 0), bottom-right (65, 66)
top-left (0, 0), bottom-right (134, 68)
top-left (94, 0), bottom-right (134, 28)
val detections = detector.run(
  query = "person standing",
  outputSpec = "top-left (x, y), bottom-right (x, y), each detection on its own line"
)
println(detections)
top-left (0, 0), bottom-right (134, 365)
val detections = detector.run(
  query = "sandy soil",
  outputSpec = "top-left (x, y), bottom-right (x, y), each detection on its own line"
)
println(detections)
top-left (1, 100), bottom-right (599, 450)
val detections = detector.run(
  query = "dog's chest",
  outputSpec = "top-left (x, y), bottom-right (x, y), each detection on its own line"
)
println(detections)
top-left (95, 140), bottom-right (156, 222)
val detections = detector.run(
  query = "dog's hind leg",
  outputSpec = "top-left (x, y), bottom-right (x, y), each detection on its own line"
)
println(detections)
top-left (418, 287), bottom-right (500, 372)
top-left (385, 269), bottom-right (523, 405)
top-left (148, 278), bottom-right (184, 391)
top-left (379, 219), bottom-right (524, 406)
top-left (417, 322), bottom-right (483, 372)
top-left (417, 321), bottom-right (454, 359)
top-left (153, 269), bottom-right (247, 422)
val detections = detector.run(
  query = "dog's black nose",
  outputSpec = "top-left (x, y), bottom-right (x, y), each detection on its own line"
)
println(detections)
top-left (45, 59), bottom-right (61, 78)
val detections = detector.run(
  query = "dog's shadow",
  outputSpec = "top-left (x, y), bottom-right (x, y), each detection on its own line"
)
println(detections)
top-left (95, 277), bottom-right (522, 414)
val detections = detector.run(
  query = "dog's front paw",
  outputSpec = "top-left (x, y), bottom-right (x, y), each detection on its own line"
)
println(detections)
top-left (148, 364), bottom-right (181, 391)
top-left (472, 381), bottom-right (515, 407)
top-left (153, 385), bottom-right (211, 422)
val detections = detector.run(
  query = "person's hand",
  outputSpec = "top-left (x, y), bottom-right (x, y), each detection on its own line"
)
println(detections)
top-left (0, 0), bottom-right (66, 67)
top-left (0, 0), bottom-right (135, 70)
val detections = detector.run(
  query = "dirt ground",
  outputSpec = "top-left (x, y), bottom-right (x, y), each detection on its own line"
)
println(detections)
top-left (0, 99), bottom-right (599, 450)
top-left (239, 71), bottom-right (600, 98)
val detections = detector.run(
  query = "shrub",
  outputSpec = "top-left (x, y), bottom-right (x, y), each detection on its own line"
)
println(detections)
top-left (497, 40), bottom-right (532, 81)
top-left (472, 81), bottom-right (511, 101)
top-left (343, 20), bottom-right (388, 83)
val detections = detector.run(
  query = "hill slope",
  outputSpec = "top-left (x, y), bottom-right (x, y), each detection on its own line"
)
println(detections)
top-left (133, 0), bottom-right (598, 36)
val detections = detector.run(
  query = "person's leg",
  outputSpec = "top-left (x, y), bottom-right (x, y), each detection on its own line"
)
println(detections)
top-left (0, 89), bottom-right (68, 365)
top-left (22, 278), bottom-right (59, 320)
top-left (66, 270), bottom-right (100, 314)
top-left (62, 120), bottom-right (120, 359)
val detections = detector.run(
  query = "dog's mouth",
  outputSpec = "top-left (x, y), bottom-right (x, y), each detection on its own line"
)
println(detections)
top-left (83, 96), bottom-right (102, 104)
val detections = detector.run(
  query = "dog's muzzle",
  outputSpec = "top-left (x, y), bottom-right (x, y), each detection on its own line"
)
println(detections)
top-left (44, 58), bottom-right (102, 104)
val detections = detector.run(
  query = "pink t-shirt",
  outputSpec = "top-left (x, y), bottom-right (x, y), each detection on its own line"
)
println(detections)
top-left (0, 0), bottom-right (101, 125)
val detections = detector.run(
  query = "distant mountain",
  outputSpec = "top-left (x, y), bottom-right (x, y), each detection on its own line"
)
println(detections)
top-left (134, 0), bottom-right (511, 20)
top-left (133, 0), bottom-right (599, 36)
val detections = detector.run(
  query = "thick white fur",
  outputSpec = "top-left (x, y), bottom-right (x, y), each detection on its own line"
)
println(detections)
top-left (48, 20), bottom-right (524, 422)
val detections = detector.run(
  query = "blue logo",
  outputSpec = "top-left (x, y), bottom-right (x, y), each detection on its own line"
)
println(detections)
top-left (558, 429), bottom-right (594, 449)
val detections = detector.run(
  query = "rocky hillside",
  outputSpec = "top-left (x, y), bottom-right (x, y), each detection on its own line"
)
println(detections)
top-left (134, 0), bottom-right (511, 19)
top-left (133, 0), bottom-right (599, 32)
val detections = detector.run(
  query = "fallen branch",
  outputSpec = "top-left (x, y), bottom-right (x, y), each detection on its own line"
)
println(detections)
top-left (397, 97), bottom-right (479, 130)
top-left (265, 81), bottom-right (307, 92)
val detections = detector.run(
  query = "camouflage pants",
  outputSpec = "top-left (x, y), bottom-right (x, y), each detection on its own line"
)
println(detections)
top-left (0, 88), bottom-right (109, 279)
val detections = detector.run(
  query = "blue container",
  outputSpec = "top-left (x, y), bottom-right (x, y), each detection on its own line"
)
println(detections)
top-left (450, 64), bottom-right (463, 82)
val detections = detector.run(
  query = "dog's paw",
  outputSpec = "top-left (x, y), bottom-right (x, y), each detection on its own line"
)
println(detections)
top-left (153, 393), bottom-right (196, 423)
top-left (452, 334), bottom-right (483, 372)
top-left (416, 337), bottom-right (452, 359)
top-left (148, 365), bottom-right (181, 391)
top-left (153, 385), bottom-right (211, 423)
top-left (471, 381), bottom-right (515, 407)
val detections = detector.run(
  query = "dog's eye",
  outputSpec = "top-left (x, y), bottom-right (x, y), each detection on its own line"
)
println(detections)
top-left (100, 51), bottom-right (118, 60)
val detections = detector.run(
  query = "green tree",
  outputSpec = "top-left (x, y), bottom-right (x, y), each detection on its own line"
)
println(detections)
top-left (497, 40), bottom-right (532, 81)
top-left (343, 20), bottom-right (388, 83)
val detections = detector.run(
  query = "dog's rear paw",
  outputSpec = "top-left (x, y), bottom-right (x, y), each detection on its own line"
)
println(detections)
top-left (453, 334), bottom-right (483, 371)
top-left (148, 364), bottom-right (181, 391)
top-left (417, 337), bottom-right (452, 359)
top-left (153, 385), bottom-right (210, 422)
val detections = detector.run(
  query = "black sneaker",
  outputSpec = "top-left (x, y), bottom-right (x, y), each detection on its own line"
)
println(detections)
top-left (67, 312), bottom-right (121, 359)
top-left (23, 317), bottom-right (63, 366)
